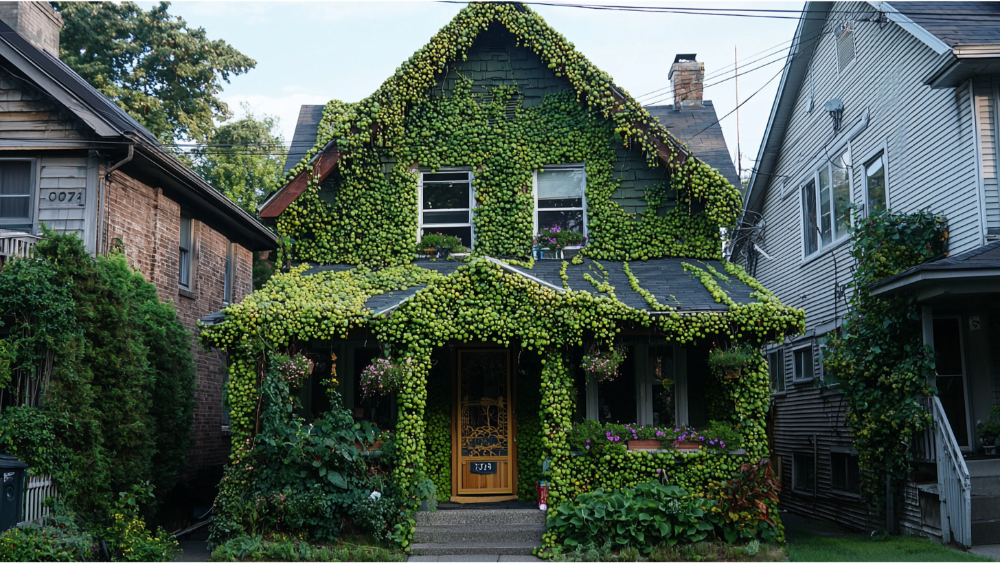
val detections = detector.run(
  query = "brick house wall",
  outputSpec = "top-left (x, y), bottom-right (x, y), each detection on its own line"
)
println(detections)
top-left (100, 168), bottom-right (253, 476)
top-left (0, 1), bottom-right (61, 56)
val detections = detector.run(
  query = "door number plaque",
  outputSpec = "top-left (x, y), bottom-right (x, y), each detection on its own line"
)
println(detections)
top-left (470, 461), bottom-right (497, 475)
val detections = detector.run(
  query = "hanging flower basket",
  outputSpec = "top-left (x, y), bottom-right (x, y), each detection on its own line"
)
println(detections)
top-left (581, 345), bottom-right (626, 383)
top-left (707, 344), bottom-right (755, 379)
top-left (360, 357), bottom-right (409, 399)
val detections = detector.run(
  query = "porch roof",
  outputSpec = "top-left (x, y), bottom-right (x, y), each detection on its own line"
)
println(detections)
top-left (299, 257), bottom-right (759, 315)
top-left (869, 240), bottom-right (1000, 299)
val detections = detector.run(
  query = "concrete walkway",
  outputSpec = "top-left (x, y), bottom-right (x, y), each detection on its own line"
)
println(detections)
top-left (174, 540), bottom-right (212, 562)
top-left (970, 544), bottom-right (1000, 561)
top-left (407, 556), bottom-right (541, 562)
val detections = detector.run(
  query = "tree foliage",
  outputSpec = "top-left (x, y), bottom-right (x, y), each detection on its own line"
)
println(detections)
top-left (824, 210), bottom-right (948, 508)
top-left (56, 1), bottom-right (255, 143)
top-left (191, 103), bottom-right (286, 215)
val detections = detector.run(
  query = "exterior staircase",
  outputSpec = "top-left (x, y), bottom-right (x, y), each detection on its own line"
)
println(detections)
top-left (969, 459), bottom-right (1000, 545)
top-left (410, 505), bottom-right (546, 556)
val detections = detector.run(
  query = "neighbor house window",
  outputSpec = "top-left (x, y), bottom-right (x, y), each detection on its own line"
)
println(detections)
top-left (223, 241), bottom-right (235, 303)
top-left (831, 452), bottom-right (860, 493)
top-left (0, 161), bottom-right (33, 232)
top-left (793, 346), bottom-right (814, 381)
top-left (419, 171), bottom-right (474, 249)
top-left (865, 151), bottom-right (887, 215)
top-left (802, 152), bottom-right (850, 256)
top-left (793, 453), bottom-right (816, 492)
top-left (534, 166), bottom-right (586, 243)
top-left (768, 349), bottom-right (785, 392)
top-left (179, 212), bottom-right (193, 288)
top-left (836, 23), bottom-right (855, 71)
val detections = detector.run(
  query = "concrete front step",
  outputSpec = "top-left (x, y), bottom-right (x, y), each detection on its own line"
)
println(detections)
top-left (972, 496), bottom-right (1000, 521)
top-left (413, 524), bottom-right (546, 544)
top-left (415, 508), bottom-right (546, 527)
top-left (973, 520), bottom-right (1000, 546)
top-left (409, 542), bottom-right (540, 556)
top-left (968, 459), bottom-right (1000, 478)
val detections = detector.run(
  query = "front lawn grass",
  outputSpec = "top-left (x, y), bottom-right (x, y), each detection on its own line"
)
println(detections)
top-left (786, 530), bottom-right (991, 562)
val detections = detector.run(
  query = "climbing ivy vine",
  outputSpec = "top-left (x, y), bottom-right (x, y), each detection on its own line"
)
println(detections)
top-left (824, 210), bottom-right (948, 509)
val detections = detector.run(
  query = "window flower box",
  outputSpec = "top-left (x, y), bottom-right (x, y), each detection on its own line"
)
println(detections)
top-left (674, 441), bottom-right (701, 451)
top-left (626, 439), bottom-right (661, 450)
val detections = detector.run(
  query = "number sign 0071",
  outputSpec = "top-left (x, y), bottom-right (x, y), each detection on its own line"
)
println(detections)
top-left (470, 461), bottom-right (497, 475)
top-left (41, 189), bottom-right (85, 206)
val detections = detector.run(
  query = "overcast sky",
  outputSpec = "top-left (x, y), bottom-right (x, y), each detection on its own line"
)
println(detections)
top-left (149, 1), bottom-right (804, 175)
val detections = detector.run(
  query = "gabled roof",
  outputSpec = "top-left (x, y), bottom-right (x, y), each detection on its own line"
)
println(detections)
top-left (260, 3), bottom-right (711, 219)
top-left (0, 21), bottom-right (277, 251)
top-left (644, 101), bottom-right (740, 189)
top-left (889, 2), bottom-right (1000, 48)
top-left (283, 105), bottom-right (326, 176)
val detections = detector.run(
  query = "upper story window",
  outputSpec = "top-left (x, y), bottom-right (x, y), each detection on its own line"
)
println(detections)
top-left (419, 171), bottom-right (474, 249)
top-left (223, 241), bottom-right (235, 304)
top-left (179, 212), bottom-right (193, 289)
top-left (534, 166), bottom-right (586, 244)
top-left (793, 345), bottom-right (814, 382)
top-left (802, 152), bottom-right (850, 256)
top-left (0, 161), bottom-right (33, 232)
top-left (865, 151), bottom-right (887, 216)
top-left (836, 23), bottom-right (855, 71)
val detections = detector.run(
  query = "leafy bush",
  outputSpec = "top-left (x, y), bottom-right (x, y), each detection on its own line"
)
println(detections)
top-left (533, 226), bottom-right (586, 252)
top-left (567, 420), bottom-right (742, 453)
top-left (707, 459), bottom-right (781, 544)
top-left (210, 535), bottom-right (405, 562)
top-left (699, 421), bottom-right (744, 451)
top-left (547, 483), bottom-right (717, 554)
top-left (707, 345), bottom-right (756, 375)
top-left (0, 501), bottom-right (96, 562)
top-left (417, 233), bottom-right (465, 253)
top-left (102, 482), bottom-right (179, 561)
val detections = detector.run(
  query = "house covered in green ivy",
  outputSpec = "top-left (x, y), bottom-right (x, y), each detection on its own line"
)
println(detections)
top-left (200, 3), bottom-right (804, 554)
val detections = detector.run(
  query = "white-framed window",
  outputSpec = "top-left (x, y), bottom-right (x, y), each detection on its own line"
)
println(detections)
top-left (793, 452), bottom-right (816, 493)
top-left (768, 349), bottom-right (785, 392)
top-left (802, 151), bottom-right (851, 256)
top-left (533, 165), bottom-right (586, 245)
top-left (223, 241), bottom-right (236, 304)
top-left (418, 170), bottom-right (474, 249)
top-left (792, 344), bottom-right (814, 382)
top-left (0, 160), bottom-right (34, 232)
top-left (864, 151), bottom-right (888, 216)
top-left (179, 212), bottom-right (193, 289)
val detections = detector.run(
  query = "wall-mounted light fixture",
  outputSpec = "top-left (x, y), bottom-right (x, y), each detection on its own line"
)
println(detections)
top-left (824, 98), bottom-right (844, 133)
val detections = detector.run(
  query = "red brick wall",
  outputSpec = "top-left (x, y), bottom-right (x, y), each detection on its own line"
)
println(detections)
top-left (100, 169), bottom-right (254, 477)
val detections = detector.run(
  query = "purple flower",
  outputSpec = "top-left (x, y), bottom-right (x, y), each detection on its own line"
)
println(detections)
top-left (585, 445), bottom-right (590, 450)
top-left (656, 468), bottom-right (662, 474)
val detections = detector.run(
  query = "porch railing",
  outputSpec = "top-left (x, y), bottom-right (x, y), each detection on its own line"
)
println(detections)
top-left (915, 396), bottom-right (971, 547)
top-left (18, 474), bottom-right (58, 527)
top-left (0, 229), bottom-right (39, 266)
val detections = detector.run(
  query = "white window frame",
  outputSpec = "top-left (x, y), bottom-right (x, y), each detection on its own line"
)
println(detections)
top-left (791, 342), bottom-right (815, 382)
top-left (417, 168), bottom-right (475, 249)
top-left (0, 158), bottom-right (39, 233)
top-left (532, 164), bottom-right (587, 249)
top-left (179, 212), bottom-right (193, 290)
top-left (801, 150), bottom-right (852, 259)
top-left (835, 22), bottom-right (857, 75)
top-left (861, 142), bottom-right (889, 217)
top-left (586, 341), bottom-right (685, 427)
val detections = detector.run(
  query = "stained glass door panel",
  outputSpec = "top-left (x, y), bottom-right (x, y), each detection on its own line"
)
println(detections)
top-left (456, 350), bottom-right (514, 495)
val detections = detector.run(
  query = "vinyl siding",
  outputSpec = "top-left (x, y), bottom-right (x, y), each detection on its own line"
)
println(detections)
top-left (749, 0), bottom-right (985, 534)
top-left (37, 156), bottom-right (89, 240)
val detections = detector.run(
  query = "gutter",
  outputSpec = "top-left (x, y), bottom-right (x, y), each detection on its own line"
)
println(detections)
top-left (105, 143), bottom-right (133, 176)
top-left (869, 267), bottom-right (1000, 297)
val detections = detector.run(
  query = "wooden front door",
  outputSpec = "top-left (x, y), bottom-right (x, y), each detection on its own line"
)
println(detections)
top-left (452, 349), bottom-right (516, 500)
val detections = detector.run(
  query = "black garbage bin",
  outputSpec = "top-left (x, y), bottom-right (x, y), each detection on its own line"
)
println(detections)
top-left (0, 454), bottom-right (28, 533)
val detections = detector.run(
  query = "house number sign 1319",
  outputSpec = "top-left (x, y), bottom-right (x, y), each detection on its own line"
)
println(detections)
top-left (470, 461), bottom-right (497, 474)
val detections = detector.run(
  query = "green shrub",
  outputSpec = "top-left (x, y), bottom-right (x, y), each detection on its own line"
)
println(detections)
top-left (102, 482), bottom-right (179, 562)
top-left (547, 483), bottom-right (717, 554)
top-left (0, 502), bottom-right (95, 562)
top-left (210, 535), bottom-right (404, 562)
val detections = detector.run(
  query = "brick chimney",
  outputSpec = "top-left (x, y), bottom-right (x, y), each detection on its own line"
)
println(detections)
top-left (669, 54), bottom-right (704, 109)
top-left (0, 2), bottom-right (62, 57)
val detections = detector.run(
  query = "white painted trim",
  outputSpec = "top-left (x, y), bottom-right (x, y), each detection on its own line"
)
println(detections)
top-left (971, 80), bottom-right (989, 246)
top-left (933, 314), bottom-right (975, 452)
top-left (675, 344), bottom-right (688, 426)
top-left (790, 341), bottom-right (815, 382)
top-left (785, 109), bottom-right (870, 202)
top-left (484, 257), bottom-right (565, 292)
top-left (869, 268), bottom-right (1000, 296)
top-left (84, 152), bottom-right (99, 255)
top-left (0, 158), bottom-right (40, 233)
top-left (872, 2), bottom-right (952, 56)
top-left (532, 164), bottom-right (587, 249)
top-left (417, 168), bottom-right (475, 249)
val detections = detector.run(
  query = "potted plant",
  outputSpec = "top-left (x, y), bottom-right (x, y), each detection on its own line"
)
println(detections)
top-left (707, 344), bottom-right (755, 379)
top-left (978, 406), bottom-right (1000, 455)
top-left (626, 424), bottom-right (667, 450)
top-left (359, 356), bottom-right (408, 399)
top-left (533, 226), bottom-right (585, 259)
top-left (672, 427), bottom-right (702, 452)
top-left (417, 233), bottom-right (467, 259)
top-left (580, 345), bottom-right (625, 383)
top-left (699, 420), bottom-right (744, 453)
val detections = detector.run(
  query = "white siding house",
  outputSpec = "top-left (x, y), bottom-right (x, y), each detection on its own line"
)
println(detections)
top-left (739, 1), bottom-right (1000, 546)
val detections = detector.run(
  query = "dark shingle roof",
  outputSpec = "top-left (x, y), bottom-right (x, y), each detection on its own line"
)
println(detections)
top-left (644, 101), bottom-right (740, 189)
top-left (891, 2), bottom-right (1000, 47)
top-left (301, 257), bottom-right (760, 315)
top-left (283, 105), bottom-right (327, 175)
top-left (869, 240), bottom-right (1000, 293)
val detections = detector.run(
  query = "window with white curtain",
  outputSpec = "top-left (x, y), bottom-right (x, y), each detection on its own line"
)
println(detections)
top-left (534, 166), bottom-right (586, 242)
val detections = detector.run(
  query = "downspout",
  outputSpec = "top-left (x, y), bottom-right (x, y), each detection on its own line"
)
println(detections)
top-left (100, 144), bottom-right (134, 256)
top-left (106, 144), bottom-right (134, 177)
